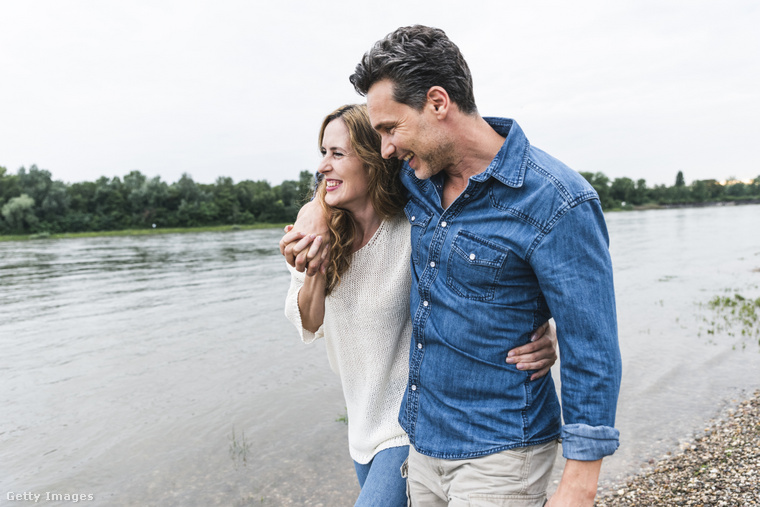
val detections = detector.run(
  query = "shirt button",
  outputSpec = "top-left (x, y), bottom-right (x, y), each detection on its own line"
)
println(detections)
top-left (464, 193), bottom-right (470, 198)
top-left (411, 385), bottom-right (417, 391)
top-left (430, 261), bottom-right (436, 268)
top-left (441, 221), bottom-right (447, 227)
top-left (411, 216), bottom-right (416, 222)
top-left (469, 253), bottom-right (476, 260)
top-left (423, 301), bottom-right (429, 307)
top-left (417, 343), bottom-right (423, 349)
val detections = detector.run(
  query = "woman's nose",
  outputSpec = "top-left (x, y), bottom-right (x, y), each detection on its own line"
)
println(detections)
top-left (317, 157), bottom-right (330, 174)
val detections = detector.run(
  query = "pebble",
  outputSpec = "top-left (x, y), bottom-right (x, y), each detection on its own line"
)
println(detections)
top-left (595, 389), bottom-right (760, 506)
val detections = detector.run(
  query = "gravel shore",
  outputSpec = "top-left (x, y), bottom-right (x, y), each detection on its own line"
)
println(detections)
top-left (595, 390), bottom-right (760, 506)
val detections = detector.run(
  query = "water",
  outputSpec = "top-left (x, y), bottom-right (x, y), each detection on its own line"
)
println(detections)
top-left (1, 205), bottom-right (759, 505)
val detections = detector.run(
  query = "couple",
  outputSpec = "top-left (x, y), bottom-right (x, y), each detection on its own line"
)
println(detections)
top-left (282, 25), bottom-right (621, 507)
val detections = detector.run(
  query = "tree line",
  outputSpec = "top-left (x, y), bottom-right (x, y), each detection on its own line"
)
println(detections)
top-left (0, 165), bottom-right (314, 234)
top-left (580, 170), bottom-right (760, 210)
top-left (0, 164), bottom-right (758, 235)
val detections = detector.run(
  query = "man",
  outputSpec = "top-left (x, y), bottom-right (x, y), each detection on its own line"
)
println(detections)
top-left (287, 25), bottom-right (621, 506)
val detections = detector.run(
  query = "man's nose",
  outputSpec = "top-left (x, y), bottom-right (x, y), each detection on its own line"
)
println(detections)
top-left (380, 136), bottom-right (395, 160)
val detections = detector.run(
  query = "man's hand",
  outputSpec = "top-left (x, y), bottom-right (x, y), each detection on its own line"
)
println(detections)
top-left (278, 199), bottom-right (330, 275)
top-left (505, 319), bottom-right (557, 381)
top-left (545, 459), bottom-right (601, 507)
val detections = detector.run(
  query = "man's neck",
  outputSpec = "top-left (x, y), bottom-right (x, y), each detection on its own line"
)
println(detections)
top-left (441, 115), bottom-right (505, 208)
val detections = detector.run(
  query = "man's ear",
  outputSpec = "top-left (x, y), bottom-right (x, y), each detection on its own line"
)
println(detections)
top-left (426, 86), bottom-right (450, 119)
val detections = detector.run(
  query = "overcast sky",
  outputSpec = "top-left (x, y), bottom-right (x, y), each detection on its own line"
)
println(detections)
top-left (1, 1), bottom-right (758, 188)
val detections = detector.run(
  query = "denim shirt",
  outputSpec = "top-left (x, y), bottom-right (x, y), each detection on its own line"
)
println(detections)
top-left (399, 117), bottom-right (622, 461)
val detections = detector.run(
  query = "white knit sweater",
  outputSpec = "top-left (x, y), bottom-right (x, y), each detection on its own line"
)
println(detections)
top-left (284, 214), bottom-right (412, 464)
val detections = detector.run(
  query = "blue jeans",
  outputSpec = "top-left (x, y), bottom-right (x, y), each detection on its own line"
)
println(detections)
top-left (353, 445), bottom-right (409, 507)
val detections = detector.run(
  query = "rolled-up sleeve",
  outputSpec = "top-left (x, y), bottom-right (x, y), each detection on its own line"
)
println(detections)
top-left (530, 197), bottom-right (622, 460)
top-left (284, 263), bottom-right (324, 344)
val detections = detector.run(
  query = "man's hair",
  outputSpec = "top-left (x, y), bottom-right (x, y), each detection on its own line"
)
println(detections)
top-left (349, 25), bottom-right (477, 114)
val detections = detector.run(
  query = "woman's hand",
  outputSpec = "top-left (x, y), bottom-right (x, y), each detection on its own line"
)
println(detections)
top-left (505, 319), bottom-right (558, 381)
top-left (279, 200), bottom-right (330, 275)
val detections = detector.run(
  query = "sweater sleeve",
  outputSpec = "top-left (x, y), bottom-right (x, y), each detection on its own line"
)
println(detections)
top-left (284, 263), bottom-right (325, 344)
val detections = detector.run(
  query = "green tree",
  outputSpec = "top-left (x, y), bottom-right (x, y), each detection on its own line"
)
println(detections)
top-left (298, 170), bottom-right (316, 202)
top-left (579, 171), bottom-right (617, 209)
top-left (0, 166), bottom-right (21, 208)
top-left (725, 181), bottom-right (747, 199)
top-left (690, 180), bottom-right (708, 203)
top-left (212, 176), bottom-right (238, 223)
top-left (2, 194), bottom-right (38, 232)
top-left (633, 179), bottom-right (648, 205)
top-left (750, 175), bottom-right (760, 197)
top-left (610, 177), bottom-right (636, 205)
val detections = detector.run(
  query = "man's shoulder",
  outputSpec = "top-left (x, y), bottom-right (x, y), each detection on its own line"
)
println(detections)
top-left (525, 146), bottom-right (597, 206)
top-left (489, 146), bottom-right (599, 233)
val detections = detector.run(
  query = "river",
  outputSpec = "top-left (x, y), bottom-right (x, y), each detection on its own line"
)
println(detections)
top-left (1, 204), bottom-right (759, 505)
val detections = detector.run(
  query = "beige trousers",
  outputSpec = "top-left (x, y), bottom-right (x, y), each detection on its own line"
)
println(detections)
top-left (403, 440), bottom-right (558, 507)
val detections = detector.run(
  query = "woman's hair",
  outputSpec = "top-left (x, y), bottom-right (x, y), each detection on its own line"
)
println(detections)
top-left (315, 104), bottom-right (406, 295)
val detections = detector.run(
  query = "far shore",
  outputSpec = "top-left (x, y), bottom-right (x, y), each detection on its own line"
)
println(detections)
top-left (2, 199), bottom-right (759, 242)
top-left (626, 198), bottom-right (760, 212)
top-left (0, 223), bottom-right (288, 242)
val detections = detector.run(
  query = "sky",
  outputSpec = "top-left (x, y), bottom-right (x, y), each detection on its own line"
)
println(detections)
top-left (1, 0), bottom-right (758, 188)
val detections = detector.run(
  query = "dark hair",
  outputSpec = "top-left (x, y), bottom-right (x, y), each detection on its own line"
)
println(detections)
top-left (349, 25), bottom-right (477, 114)
top-left (315, 104), bottom-right (406, 294)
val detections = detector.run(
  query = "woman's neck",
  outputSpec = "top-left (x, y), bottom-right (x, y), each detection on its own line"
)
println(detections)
top-left (351, 206), bottom-right (382, 253)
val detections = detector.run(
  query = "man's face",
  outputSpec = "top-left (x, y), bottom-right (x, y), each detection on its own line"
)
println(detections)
top-left (366, 79), bottom-right (448, 180)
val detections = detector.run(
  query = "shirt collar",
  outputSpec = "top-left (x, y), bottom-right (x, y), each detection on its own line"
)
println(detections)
top-left (471, 117), bottom-right (530, 188)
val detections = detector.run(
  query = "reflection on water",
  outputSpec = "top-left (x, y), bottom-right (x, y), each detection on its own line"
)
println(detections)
top-left (1, 206), bottom-right (759, 505)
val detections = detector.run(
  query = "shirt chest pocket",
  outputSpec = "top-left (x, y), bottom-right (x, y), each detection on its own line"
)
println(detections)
top-left (446, 231), bottom-right (510, 301)
top-left (404, 200), bottom-right (432, 265)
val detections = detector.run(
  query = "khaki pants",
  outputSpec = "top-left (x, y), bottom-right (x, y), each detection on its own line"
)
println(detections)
top-left (403, 440), bottom-right (558, 507)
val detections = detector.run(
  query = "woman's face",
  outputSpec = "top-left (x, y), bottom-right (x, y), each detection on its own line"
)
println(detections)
top-left (318, 118), bottom-right (371, 214)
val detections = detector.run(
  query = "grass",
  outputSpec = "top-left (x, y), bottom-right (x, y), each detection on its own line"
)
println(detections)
top-left (0, 223), bottom-right (289, 242)
top-left (698, 292), bottom-right (760, 346)
top-left (228, 426), bottom-right (253, 467)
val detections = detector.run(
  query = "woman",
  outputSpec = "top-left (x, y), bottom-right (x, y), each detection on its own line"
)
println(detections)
top-left (283, 104), bottom-right (556, 506)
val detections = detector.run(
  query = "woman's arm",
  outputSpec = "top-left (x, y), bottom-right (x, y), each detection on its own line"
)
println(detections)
top-left (506, 319), bottom-right (558, 381)
top-left (297, 262), bottom-right (328, 333)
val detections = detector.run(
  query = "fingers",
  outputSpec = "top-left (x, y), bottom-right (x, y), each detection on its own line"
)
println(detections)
top-left (507, 337), bottom-right (543, 359)
top-left (530, 320), bottom-right (550, 342)
top-left (317, 243), bottom-right (330, 275)
top-left (302, 236), bottom-right (325, 276)
top-left (506, 331), bottom-right (558, 376)
top-left (530, 366), bottom-right (551, 381)
top-left (279, 229), bottom-right (305, 258)
top-left (284, 233), bottom-right (316, 270)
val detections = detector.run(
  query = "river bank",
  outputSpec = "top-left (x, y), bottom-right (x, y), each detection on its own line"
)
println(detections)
top-left (630, 198), bottom-right (760, 211)
top-left (2, 200), bottom-right (758, 242)
top-left (0, 223), bottom-right (286, 242)
top-left (595, 389), bottom-right (760, 506)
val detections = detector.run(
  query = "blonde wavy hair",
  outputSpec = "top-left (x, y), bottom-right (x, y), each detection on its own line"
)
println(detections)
top-left (315, 104), bottom-right (406, 295)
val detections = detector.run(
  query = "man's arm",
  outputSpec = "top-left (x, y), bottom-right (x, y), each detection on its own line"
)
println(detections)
top-left (546, 460), bottom-right (602, 507)
top-left (530, 198), bottom-right (622, 506)
top-left (279, 199), bottom-right (330, 275)
top-left (506, 319), bottom-right (558, 381)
